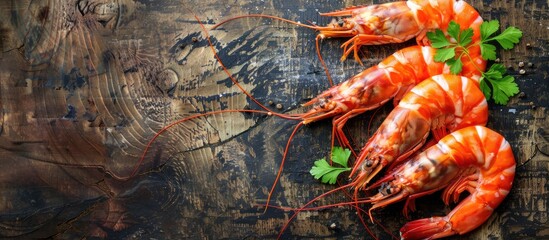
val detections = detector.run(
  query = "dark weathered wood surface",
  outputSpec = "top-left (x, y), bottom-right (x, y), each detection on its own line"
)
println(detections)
top-left (0, 0), bottom-right (547, 239)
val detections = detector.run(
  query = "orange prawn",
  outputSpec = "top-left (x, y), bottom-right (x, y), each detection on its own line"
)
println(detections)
top-left (364, 125), bottom-right (515, 239)
top-left (315, 0), bottom-right (484, 62)
top-left (349, 74), bottom-right (488, 190)
top-left (212, 0), bottom-right (484, 64)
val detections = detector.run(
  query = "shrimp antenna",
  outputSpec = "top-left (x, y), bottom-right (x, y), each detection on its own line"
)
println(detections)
top-left (263, 187), bottom-right (396, 240)
top-left (264, 122), bottom-right (303, 212)
top-left (211, 14), bottom-right (319, 31)
top-left (131, 9), bottom-right (306, 178)
top-left (129, 109), bottom-right (274, 179)
top-left (194, 14), bottom-right (301, 120)
top-left (277, 182), bottom-right (354, 239)
top-left (275, 181), bottom-right (391, 240)
top-left (211, 14), bottom-right (335, 86)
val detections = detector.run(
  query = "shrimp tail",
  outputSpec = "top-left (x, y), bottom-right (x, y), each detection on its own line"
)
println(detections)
top-left (399, 216), bottom-right (454, 240)
top-left (396, 126), bottom-right (516, 239)
top-left (400, 199), bottom-right (501, 240)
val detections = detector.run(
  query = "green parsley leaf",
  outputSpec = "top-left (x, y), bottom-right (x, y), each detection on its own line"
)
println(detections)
top-left (459, 28), bottom-right (474, 47)
top-left (480, 20), bottom-right (500, 40)
top-left (434, 47), bottom-right (456, 62)
top-left (331, 146), bottom-right (351, 168)
top-left (491, 75), bottom-right (519, 105)
top-left (480, 42), bottom-right (497, 60)
top-left (480, 64), bottom-right (520, 105)
top-left (427, 29), bottom-right (451, 48)
top-left (480, 20), bottom-right (522, 50)
top-left (446, 21), bottom-right (461, 41)
top-left (485, 63), bottom-right (506, 76)
top-left (493, 27), bottom-right (523, 49)
top-left (480, 78), bottom-right (492, 100)
top-left (447, 58), bottom-right (463, 74)
top-left (310, 147), bottom-right (352, 185)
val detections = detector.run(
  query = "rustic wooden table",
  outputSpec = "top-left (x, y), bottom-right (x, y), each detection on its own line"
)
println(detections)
top-left (0, 0), bottom-right (547, 239)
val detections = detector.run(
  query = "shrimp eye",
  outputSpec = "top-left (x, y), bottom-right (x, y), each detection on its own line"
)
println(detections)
top-left (317, 98), bottom-right (328, 109)
top-left (379, 182), bottom-right (392, 196)
top-left (365, 160), bottom-right (373, 167)
top-left (338, 19), bottom-right (344, 27)
top-left (329, 19), bottom-right (339, 28)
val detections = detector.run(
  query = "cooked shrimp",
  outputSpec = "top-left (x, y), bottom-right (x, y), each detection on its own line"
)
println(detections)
top-left (365, 126), bottom-right (515, 239)
top-left (350, 74), bottom-right (488, 190)
top-left (317, 0), bottom-right (484, 61)
top-left (212, 0), bottom-right (484, 62)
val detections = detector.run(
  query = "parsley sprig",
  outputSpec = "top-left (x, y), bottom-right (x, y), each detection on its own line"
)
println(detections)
top-left (310, 147), bottom-right (351, 184)
top-left (480, 64), bottom-right (519, 104)
top-left (427, 20), bottom-right (523, 105)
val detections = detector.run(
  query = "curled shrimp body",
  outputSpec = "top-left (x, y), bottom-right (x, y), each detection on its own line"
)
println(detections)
top-left (317, 0), bottom-right (483, 61)
top-left (365, 126), bottom-right (515, 239)
top-left (350, 74), bottom-right (488, 189)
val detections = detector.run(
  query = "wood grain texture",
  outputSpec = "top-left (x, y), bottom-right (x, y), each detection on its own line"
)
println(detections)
top-left (0, 0), bottom-right (547, 239)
